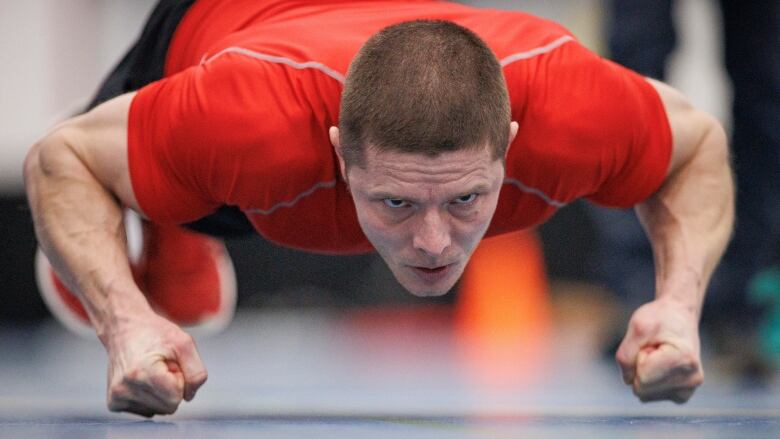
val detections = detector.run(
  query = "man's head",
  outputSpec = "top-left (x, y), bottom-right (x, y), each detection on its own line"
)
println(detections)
top-left (331, 20), bottom-right (517, 296)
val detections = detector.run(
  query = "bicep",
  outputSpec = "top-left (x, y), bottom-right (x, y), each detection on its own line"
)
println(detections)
top-left (65, 92), bottom-right (144, 215)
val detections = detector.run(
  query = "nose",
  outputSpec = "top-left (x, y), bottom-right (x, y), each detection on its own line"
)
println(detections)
top-left (412, 209), bottom-right (452, 257)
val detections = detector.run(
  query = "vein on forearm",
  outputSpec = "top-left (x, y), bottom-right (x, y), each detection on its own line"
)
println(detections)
top-left (28, 133), bottom-right (140, 329)
top-left (636, 120), bottom-right (734, 315)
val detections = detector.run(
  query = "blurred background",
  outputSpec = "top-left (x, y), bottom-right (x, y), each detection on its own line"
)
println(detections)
top-left (1, 0), bottom-right (779, 405)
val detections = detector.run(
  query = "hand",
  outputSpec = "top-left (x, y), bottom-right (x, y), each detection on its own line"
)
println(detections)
top-left (615, 298), bottom-right (704, 403)
top-left (102, 311), bottom-right (208, 417)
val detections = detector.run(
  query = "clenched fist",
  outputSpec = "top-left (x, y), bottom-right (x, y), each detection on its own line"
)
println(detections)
top-left (102, 311), bottom-right (208, 417)
top-left (616, 298), bottom-right (704, 403)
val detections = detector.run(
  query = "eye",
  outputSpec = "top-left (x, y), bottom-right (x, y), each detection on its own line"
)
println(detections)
top-left (452, 193), bottom-right (478, 205)
top-left (383, 198), bottom-right (410, 209)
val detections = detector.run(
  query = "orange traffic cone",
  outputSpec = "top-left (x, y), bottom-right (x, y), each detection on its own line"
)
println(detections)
top-left (455, 230), bottom-right (552, 388)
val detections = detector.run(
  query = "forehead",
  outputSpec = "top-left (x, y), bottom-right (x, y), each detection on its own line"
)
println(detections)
top-left (359, 147), bottom-right (499, 186)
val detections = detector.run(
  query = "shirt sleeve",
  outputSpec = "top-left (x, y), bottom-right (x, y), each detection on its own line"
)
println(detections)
top-left (507, 39), bottom-right (672, 209)
top-left (127, 52), bottom-right (321, 223)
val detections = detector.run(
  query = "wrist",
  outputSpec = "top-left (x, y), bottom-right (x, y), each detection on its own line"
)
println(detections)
top-left (655, 288), bottom-right (703, 324)
top-left (655, 264), bottom-right (706, 316)
top-left (94, 284), bottom-right (153, 344)
top-left (656, 295), bottom-right (700, 319)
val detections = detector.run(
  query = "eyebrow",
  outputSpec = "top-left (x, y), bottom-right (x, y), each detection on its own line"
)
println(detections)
top-left (367, 183), bottom-right (491, 201)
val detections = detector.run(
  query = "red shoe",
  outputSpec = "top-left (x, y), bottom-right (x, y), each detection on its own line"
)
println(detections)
top-left (36, 213), bottom-right (236, 338)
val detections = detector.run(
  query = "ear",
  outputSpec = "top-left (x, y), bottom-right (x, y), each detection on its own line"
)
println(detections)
top-left (329, 126), bottom-right (348, 181)
top-left (505, 121), bottom-right (519, 159)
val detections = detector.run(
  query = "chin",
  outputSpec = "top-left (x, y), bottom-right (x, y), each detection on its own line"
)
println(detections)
top-left (406, 287), bottom-right (451, 298)
top-left (398, 274), bottom-right (458, 297)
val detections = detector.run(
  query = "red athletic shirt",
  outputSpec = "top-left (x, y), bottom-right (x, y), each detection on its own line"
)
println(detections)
top-left (128, 0), bottom-right (671, 254)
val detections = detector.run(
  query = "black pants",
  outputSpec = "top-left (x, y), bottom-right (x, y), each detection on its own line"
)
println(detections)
top-left (88, 0), bottom-right (255, 238)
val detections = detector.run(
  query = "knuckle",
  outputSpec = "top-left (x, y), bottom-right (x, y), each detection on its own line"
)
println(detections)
top-left (673, 395), bottom-right (689, 404)
top-left (107, 400), bottom-right (124, 412)
top-left (674, 356), bottom-right (702, 380)
top-left (131, 407), bottom-right (156, 418)
top-left (123, 367), bottom-right (143, 382)
top-left (156, 405), bottom-right (175, 416)
top-left (154, 396), bottom-right (181, 415)
top-left (149, 374), bottom-right (178, 392)
top-left (679, 352), bottom-right (699, 368)
top-left (174, 331), bottom-right (194, 347)
top-left (673, 390), bottom-right (695, 404)
top-left (630, 318), bottom-right (654, 337)
top-left (194, 369), bottom-right (208, 382)
top-left (164, 402), bottom-right (181, 415)
top-left (108, 383), bottom-right (129, 399)
top-left (189, 375), bottom-right (207, 391)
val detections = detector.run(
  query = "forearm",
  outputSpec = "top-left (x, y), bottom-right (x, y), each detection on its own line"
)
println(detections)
top-left (24, 128), bottom-right (151, 340)
top-left (636, 116), bottom-right (733, 317)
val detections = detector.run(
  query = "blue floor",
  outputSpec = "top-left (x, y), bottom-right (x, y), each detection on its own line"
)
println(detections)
top-left (2, 307), bottom-right (779, 438)
top-left (4, 414), bottom-right (780, 438)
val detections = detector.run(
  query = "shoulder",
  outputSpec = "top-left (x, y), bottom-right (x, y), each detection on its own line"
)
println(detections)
top-left (506, 45), bottom-right (674, 207)
top-left (461, 8), bottom-right (575, 64)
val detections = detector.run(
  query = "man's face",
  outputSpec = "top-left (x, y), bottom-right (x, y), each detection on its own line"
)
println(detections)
top-left (339, 143), bottom-right (506, 296)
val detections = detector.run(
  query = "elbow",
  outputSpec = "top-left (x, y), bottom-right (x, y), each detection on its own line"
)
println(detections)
top-left (699, 113), bottom-right (730, 168)
top-left (23, 129), bottom-right (76, 195)
top-left (23, 138), bottom-right (46, 195)
top-left (701, 114), bottom-right (735, 223)
top-left (706, 115), bottom-right (733, 192)
top-left (708, 115), bottom-right (728, 156)
top-left (691, 112), bottom-right (733, 198)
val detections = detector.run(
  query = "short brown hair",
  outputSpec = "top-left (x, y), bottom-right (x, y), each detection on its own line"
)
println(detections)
top-left (339, 20), bottom-right (510, 167)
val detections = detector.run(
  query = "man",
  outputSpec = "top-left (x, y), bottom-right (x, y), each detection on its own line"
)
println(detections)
top-left (24, 0), bottom-right (733, 417)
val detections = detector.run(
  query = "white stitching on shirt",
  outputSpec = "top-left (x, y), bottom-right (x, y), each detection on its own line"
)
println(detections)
top-left (499, 35), bottom-right (573, 209)
top-left (203, 46), bottom-right (346, 83)
top-left (202, 36), bottom-right (574, 79)
top-left (246, 178), bottom-right (564, 215)
top-left (245, 180), bottom-right (338, 215)
top-left (500, 35), bottom-right (574, 66)
top-left (207, 38), bottom-right (573, 213)
top-left (503, 178), bottom-right (566, 208)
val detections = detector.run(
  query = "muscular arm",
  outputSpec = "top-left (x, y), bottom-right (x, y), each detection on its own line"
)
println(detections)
top-left (24, 93), bottom-right (206, 416)
top-left (638, 79), bottom-right (734, 317)
top-left (615, 79), bottom-right (734, 403)
top-left (24, 93), bottom-right (149, 337)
